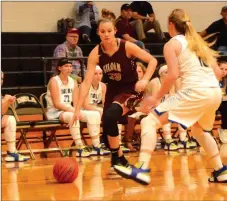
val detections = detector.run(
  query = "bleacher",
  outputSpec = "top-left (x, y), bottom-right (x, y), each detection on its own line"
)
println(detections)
top-left (1, 32), bottom-right (167, 97)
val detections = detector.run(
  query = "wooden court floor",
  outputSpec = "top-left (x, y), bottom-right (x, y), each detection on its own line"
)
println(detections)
top-left (2, 145), bottom-right (227, 201)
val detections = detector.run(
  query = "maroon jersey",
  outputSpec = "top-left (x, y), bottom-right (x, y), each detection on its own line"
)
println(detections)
top-left (98, 39), bottom-right (138, 88)
top-left (98, 39), bottom-right (139, 111)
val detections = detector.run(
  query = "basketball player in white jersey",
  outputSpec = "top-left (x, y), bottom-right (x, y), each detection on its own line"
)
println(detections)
top-left (83, 65), bottom-right (106, 117)
top-left (115, 9), bottom-right (226, 184)
top-left (46, 58), bottom-right (105, 157)
top-left (1, 72), bottom-right (30, 162)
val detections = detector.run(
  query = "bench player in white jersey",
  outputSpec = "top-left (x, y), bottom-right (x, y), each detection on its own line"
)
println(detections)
top-left (114, 9), bottom-right (227, 184)
top-left (46, 58), bottom-right (106, 157)
top-left (83, 66), bottom-right (106, 117)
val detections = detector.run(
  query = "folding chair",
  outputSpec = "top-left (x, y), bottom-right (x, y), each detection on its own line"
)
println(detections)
top-left (12, 93), bottom-right (66, 159)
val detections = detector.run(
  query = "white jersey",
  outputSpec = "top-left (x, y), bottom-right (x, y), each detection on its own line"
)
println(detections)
top-left (172, 35), bottom-right (219, 89)
top-left (88, 83), bottom-right (103, 105)
top-left (46, 75), bottom-right (74, 113)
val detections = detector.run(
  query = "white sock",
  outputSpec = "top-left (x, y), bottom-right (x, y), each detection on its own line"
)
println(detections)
top-left (192, 126), bottom-right (223, 171)
top-left (62, 112), bottom-right (83, 146)
top-left (179, 125), bottom-right (187, 141)
top-left (87, 124), bottom-right (100, 147)
top-left (4, 116), bottom-right (17, 153)
top-left (139, 114), bottom-right (160, 169)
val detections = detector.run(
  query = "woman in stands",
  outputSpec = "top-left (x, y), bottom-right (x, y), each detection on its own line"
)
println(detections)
top-left (114, 8), bottom-right (226, 184)
top-left (1, 72), bottom-right (30, 162)
top-left (46, 58), bottom-right (108, 157)
top-left (217, 60), bottom-right (227, 143)
top-left (70, 18), bottom-right (157, 171)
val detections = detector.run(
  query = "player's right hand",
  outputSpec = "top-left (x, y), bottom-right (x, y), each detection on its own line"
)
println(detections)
top-left (68, 111), bottom-right (80, 127)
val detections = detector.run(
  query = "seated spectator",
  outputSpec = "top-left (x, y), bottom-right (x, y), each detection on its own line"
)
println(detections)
top-left (1, 72), bottom-right (30, 162)
top-left (218, 60), bottom-right (227, 143)
top-left (130, 1), bottom-right (166, 42)
top-left (83, 66), bottom-right (106, 117)
top-left (46, 58), bottom-right (107, 157)
top-left (115, 4), bottom-right (145, 50)
top-left (200, 6), bottom-right (227, 55)
top-left (75, 1), bottom-right (99, 43)
top-left (101, 9), bottom-right (116, 21)
top-left (52, 28), bottom-right (84, 83)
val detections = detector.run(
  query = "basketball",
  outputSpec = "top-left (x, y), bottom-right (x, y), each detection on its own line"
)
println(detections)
top-left (53, 158), bottom-right (79, 183)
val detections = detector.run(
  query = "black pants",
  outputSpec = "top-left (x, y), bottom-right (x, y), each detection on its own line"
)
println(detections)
top-left (79, 23), bottom-right (97, 41)
top-left (218, 101), bottom-right (227, 129)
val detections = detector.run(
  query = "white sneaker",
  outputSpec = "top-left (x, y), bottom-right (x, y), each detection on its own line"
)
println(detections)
top-left (218, 128), bottom-right (227, 144)
top-left (5, 151), bottom-right (30, 162)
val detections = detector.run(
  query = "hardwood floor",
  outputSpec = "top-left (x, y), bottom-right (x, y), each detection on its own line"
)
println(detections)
top-left (2, 145), bottom-right (227, 201)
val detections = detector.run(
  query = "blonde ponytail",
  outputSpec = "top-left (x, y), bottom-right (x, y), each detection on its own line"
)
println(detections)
top-left (169, 9), bottom-right (219, 66)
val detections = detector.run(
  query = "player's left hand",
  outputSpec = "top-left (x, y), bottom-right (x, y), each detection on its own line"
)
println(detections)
top-left (135, 80), bottom-right (148, 92)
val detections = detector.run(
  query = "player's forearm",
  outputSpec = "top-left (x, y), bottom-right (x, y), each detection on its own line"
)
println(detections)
top-left (75, 82), bottom-right (90, 112)
top-left (54, 103), bottom-right (74, 113)
top-left (141, 58), bottom-right (157, 81)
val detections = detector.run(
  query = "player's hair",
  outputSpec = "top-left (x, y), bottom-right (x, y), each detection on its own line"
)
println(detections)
top-left (136, 62), bottom-right (147, 74)
top-left (219, 61), bottom-right (227, 91)
top-left (97, 18), bottom-right (116, 29)
top-left (168, 9), bottom-right (219, 65)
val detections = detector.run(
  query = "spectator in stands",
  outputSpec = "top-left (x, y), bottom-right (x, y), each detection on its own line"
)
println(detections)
top-left (115, 4), bottom-right (145, 50)
top-left (46, 58), bottom-right (108, 157)
top-left (101, 9), bottom-right (116, 21)
top-left (218, 60), bottom-right (227, 143)
top-left (1, 72), bottom-right (30, 162)
top-left (75, 1), bottom-right (99, 43)
top-left (130, 1), bottom-right (166, 42)
top-left (52, 28), bottom-right (84, 83)
top-left (200, 6), bottom-right (227, 55)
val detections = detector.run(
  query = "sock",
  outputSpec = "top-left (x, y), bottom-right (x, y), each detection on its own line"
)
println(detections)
top-left (179, 125), bottom-right (187, 141)
top-left (192, 126), bottom-right (223, 171)
top-left (4, 116), bottom-right (17, 153)
top-left (110, 147), bottom-right (120, 166)
top-left (138, 114), bottom-right (160, 170)
top-left (138, 152), bottom-right (151, 169)
top-left (91, 137), bottom-right (100, 148)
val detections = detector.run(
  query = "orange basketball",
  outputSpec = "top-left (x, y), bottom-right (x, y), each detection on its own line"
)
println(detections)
top-left (53, 158), bottom-right (79, 183)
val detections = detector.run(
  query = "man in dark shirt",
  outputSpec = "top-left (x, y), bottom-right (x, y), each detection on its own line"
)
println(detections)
top-left (200, 6), bottom-right (227, 55)
top-left (115, 4), bottom-right (145, 49)
top-left (129, 1), bottom-right (166, 42)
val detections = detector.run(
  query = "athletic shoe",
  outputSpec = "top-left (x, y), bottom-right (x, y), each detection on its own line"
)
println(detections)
top-left (75, 145), bottom-right (91, 157)
top-left (90, 144), bottom-right (111, 156)
top-left (164, 139), bottom-right (179, 151)
top-left (114, 162), bottom-right (151, 185)
top-left (218, 128), bottom-right (227, 144)
top-left (5, 151), bottom-right (30, 162)
top-left (208, 165), bottom-right (227, 183)
top-left (120, 145), bottom-right (130, 153)
top-left (178, 140), bottom-right (197, 149)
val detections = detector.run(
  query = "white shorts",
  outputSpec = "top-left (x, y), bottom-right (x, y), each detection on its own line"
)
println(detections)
top-left (154, 87), bottom-right (222, 131)
top-left (46, 109), bottom-right (63, 120)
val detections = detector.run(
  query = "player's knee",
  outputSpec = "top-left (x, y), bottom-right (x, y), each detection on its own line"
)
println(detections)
top-left (62, 112), bottom-right (80, 127)
top-left (6, 116), bottom-right (16, 132)
top-left (86, 111), bottom-right (101, 125)
top-left (141, 113), bottom-right (161, 130)
top-left (103, 103), bottom-right (123, 123)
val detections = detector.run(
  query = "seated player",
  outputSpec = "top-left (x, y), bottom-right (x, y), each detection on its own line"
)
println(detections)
top-left (46, 58), bottom-right (106, 157)
top-left (1, 72), bottom-right (30, 162)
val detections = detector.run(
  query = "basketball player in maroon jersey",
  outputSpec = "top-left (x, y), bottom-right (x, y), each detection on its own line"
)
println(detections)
top-left (70, 18), bottom-right (157, 169)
